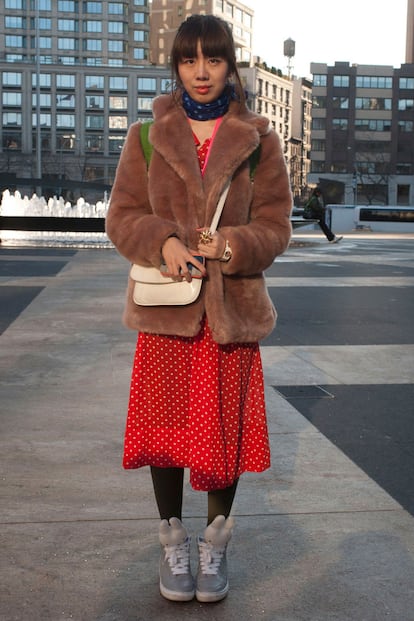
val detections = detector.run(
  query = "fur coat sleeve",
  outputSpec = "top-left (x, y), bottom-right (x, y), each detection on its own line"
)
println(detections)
top-left (106, 94), bottom-right (292, 344)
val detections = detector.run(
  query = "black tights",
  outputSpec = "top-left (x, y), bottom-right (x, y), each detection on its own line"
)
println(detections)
top-left (150, 466), bottom-right (238, 525)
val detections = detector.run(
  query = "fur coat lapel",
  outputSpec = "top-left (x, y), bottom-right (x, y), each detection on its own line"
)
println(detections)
top-left (149, 95), bottom-right (269, 226)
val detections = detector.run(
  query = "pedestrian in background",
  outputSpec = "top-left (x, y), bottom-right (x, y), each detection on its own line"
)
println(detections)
top-left (304, 187), bottom-right (343, 243)
top-left (106, 14), bottom-right (292, 604)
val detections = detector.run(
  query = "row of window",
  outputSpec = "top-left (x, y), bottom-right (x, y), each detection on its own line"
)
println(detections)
top-left (313, 96), bottom-right (414, 111)
top-left (2, 94), bottom-right (155, 114)
top-left (3, 130), bottom-right (127, 154)
top-left (313, 74), bottom-right (413, 89)
top-left (4, 17), bottom-right (146, 34)
top-left (5, 33), bottom-right (147, 50)
top-left (5, 1), bottom-right (145, 13)
top-left (312, 119), bottom-right (413, 132)
top-left (2, 72), bottom-right (167, 92)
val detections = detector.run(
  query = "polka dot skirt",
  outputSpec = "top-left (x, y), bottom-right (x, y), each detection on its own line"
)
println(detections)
top-left (122, 131), bottom-right (271, 491)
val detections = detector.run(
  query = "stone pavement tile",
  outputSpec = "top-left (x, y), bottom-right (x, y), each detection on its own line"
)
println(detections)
top-left (1, 512), bottom-right (413, 621)
top-left (261, 344), bottom-right (414, 386)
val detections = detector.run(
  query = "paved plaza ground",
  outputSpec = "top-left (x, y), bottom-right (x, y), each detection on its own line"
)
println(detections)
top-left (1, 230), bottom-right (413, 620)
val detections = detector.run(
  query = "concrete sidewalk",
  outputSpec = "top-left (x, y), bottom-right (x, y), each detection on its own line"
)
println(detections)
top-left (1, 240), bottom-right (414, 621)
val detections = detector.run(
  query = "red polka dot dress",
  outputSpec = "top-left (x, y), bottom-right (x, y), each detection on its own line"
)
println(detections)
top-left (123, 120), bottom-right (271, 492)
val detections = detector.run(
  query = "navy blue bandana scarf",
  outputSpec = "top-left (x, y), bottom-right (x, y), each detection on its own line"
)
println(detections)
top-left (182, 85), bottom-right (236, 120)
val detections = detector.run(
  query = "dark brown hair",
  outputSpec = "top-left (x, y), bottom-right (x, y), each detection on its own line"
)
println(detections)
top-left (170, 14), bottom-right (245, 103)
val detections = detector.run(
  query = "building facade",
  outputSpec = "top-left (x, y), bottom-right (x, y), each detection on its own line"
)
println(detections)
top-left (309, 61), bottom-right (414, 206)
top-left (150, 0), bottom-right (254, 66)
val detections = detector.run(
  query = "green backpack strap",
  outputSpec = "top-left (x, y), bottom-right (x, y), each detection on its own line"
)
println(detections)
top-left (248, 144), bottom-right (261, 181)
top-left (139, 121), bottom-right (153, 169)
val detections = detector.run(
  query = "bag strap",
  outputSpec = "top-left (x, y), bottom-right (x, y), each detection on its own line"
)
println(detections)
top-left (139, 121), bottom-right (153, 168)
top-left (209, 179), bottom-right (231, 234)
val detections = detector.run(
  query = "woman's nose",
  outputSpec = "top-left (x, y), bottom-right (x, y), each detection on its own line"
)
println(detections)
top-left (195, 59), bottom-right (209, 79)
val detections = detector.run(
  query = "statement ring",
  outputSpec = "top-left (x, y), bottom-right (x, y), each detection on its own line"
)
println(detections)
top-left (199, 230), bottom-right (213, 244)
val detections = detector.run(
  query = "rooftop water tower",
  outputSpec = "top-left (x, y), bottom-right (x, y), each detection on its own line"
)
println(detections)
top-left (284, 38), bottom-right (295, 77)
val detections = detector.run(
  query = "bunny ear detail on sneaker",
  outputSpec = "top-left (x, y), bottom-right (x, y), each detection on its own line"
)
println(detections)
top-left (204, 515), bottom-right (234, 545)
top-left (159, 517), bottom-right (188, 546)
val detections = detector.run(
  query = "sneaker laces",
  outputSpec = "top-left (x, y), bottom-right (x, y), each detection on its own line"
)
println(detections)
top-left (198, 540), bottom-right (225, 576)
top-left (163, 539), bottom-right (191, 576)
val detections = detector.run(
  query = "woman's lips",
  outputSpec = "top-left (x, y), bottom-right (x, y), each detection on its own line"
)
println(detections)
top-left (194, 86), bottom-right (210, 95)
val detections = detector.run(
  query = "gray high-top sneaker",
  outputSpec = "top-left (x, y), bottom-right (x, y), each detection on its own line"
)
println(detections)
top-left (196, 515), bottom-right (234, 603)
top-left (158, 517), bottom-right (194, 602)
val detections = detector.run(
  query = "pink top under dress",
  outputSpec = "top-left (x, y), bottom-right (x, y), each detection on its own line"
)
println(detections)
top-left (123, 119), bottom-right (271, 491)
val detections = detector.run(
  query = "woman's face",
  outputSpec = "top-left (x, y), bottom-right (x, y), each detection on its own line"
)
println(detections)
top-left (178, 40), bottom-right (230, 103)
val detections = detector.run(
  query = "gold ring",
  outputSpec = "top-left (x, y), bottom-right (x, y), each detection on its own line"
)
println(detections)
top-left (199, 230), bottom-right (213, 244)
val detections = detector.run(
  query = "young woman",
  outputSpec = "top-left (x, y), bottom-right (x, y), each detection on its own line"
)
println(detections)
top-left (106, 14), bottom-right (292, 603)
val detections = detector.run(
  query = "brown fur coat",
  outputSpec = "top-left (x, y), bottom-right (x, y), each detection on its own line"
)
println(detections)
top-left (106, 94), bottom-right (292, 344)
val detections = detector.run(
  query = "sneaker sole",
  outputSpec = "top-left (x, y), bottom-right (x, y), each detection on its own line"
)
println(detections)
top-left (160, 582), bottom-right (195, 602)
top-left (195, 583), bottom-right (229, 603)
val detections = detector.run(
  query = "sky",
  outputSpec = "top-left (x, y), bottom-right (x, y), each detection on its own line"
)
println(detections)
top-left (247, 0), bottom-right (408, 78)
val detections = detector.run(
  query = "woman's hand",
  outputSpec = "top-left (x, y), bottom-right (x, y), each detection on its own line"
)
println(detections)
top-left (196, 229), bottom-right (226, 260)
top-left (161, 236), bottom-right (207, 282)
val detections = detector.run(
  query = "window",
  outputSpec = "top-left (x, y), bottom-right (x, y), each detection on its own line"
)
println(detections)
top-left (32, 93), bottom-right (52, 107)
top-left (333, 96), bottom-right (349, 109)
top-left (3, 92), bottom-right (22, 106)
top-left (134, 12), bottom-right (146, 23)
top-left (134, 0), bottom-right (145, 4)
top-left (109, 22), bottom-right (124, 34)
top-left (355, 97), bottom-right (392, 110)
top-left (399, 77), bottom-right (414, 89)
top-left (58, 1), bottom-right (77, 10)
top-left (85, 2), bottom-right (102, 12)
top-left (38, 0), bottom-right (52, 8)
top-left (109, 115), bottom-right (128, 129)
top-left (138, 96), bottom-right (152, 111)
top-left (85, 39), bottom-right (102, 51)
top-left (311, 139), bottom-right (325, 151)
top-left (56, 114), bottom-right (75, 128)
top-left (3, 133), bottom-right (22, 150)
top-left (57, 75), bottom-right (75, 88)
top-left (39, 37), bottom-right (52, 48)
top-left (58, 19), bottom-right (78, 31)
top-left (32, 73), bottom-right (51, 87)
top-left (333, 75), bottom-right (349, 87)
top-left (5, 35), bottom-right (26, 48)
top-left (56, 93), bottom-right (75, 107)
top-left (109, 2), bottom-right (124, 14)
top-left (58, 38), bottom-right (78, 50)
top-left (138, 77), bottom-right (156, 91)
top-left (3, 72), bottom-right (22, 87)
top-left (398, 99), bottom-right (414, 110)
top-left (32, 113), bottom-right (51, 127)
top-left (311, 161), bottom-right (325, 173)
top-left (36, 17), bottom-right (52, 29)
top-left (332, 118), bottom-right (348, 130)
top-left (311, 118), bottom-right (326, 130)
top-left (3, 112), bottom-right (22, 126)
top-left (85, 136), bottom-right (104, 152)
top-left (109, 96), bottom-right (127, 109)
top-left (355, 119), bottom-right (391, 131)
top-left (86, 95), bottom-right (104, 108)
top-left (84, 20), bottom-right (102, 32)
top-left (398, 120), bottom-right (414, 132)
top-left (356, 76), bottom-right (392, 88)
top-left (108, 135), bottom-right (125, 152)
top-left (160, 79), bottom-right (171, 93)
top-left (5, 16), bottom-right (25, 28)
top-left (6, 0), bottom-right (24, 7)
top-left (133, 48), bottom-right (146, 60)
top-left (133, 30), bottom-right (147, 41)
top-left (85, 75), bottom-right (104, 89)
top-left (86, 115), bottom-right (104, 129)
top-left (312, 96), bottom-right (326, 108)
top-left (108, 40), bottom-right (124, 53)
top-left (110, 76), bottom-right (127, 89)
top-left (313, 74), bottom-right (327, 87)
